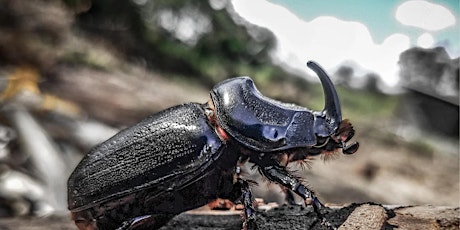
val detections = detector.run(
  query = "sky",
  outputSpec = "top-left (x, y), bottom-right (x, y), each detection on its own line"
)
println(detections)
top-left (231, 0), bottom-right (459, 89)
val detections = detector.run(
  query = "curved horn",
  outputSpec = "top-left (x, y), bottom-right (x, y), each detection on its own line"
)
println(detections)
top-left (307, 61), bottom-right (342, 127)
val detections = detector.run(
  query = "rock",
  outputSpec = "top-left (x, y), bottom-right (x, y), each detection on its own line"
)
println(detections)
top-left (338, 204), bottom-right (387, 230)
top-left (0, 204), bottom-right (458, 229)
top-left (387, 205), bottom-right (459, 230)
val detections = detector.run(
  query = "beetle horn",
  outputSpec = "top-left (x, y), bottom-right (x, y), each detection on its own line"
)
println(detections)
top-left (307, 61), bottom-right (342, 128)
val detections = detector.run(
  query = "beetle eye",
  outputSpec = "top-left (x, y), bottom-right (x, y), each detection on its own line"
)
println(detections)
top-left (262, 126), bottom-right (284, 142)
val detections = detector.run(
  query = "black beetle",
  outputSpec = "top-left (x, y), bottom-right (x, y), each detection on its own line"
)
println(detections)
top-left (68, 61), bottom-right (359, 230)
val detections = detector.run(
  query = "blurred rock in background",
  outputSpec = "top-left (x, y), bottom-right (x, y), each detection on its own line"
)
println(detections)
top-left (398, 47), bottom-right (459, 137)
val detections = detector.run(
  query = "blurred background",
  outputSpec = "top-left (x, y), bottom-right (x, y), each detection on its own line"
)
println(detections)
top-left (0, 0), bottom-right (458, 218)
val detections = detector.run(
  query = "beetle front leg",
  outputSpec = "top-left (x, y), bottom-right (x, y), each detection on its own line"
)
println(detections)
top-left (230, 166), bottom-right (257, 230)
top-left (258, 163), bottom-right (336, 229)
top-left (238, 178), bottom-right (257, 230)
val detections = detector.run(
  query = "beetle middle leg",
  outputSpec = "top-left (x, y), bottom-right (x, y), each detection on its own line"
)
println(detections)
top-left (254, 158), bottom-right (336, 229)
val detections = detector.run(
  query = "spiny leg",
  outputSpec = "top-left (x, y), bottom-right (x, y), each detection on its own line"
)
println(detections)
top-left (231, 166), bottom-right (257, 230)
top-left (258, 163), bottom-right (336, 229)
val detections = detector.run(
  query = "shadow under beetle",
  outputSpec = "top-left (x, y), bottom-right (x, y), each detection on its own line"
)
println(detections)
top-left (68, 61), bottom-right (359, 230)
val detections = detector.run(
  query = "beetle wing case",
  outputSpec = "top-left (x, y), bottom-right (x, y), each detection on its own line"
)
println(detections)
top-left (210, 77), bottom-right (316, 152)
top-left (67, 103), bottom-right (224, 211)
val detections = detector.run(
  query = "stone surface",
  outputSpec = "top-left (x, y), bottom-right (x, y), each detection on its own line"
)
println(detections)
top-left (387, 205), bottom-right (459, 230)
top-left (0, 204), bottom-right (458, 229)
top-left (338, 204), bottom-right (388, 230)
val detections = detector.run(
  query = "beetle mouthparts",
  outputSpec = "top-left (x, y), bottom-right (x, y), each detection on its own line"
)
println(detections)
top-left (343, 141), bottom-right (359, 154)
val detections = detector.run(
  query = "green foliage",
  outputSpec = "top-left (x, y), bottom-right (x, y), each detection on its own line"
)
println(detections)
top-left (65, 0), bottom-right (277, 85)
top-left (298, 83), bottom-right (398, 122)
top-left (62, 0), bottom-right (400, 125)
top-left (337, 87), bottom-right (399, 120)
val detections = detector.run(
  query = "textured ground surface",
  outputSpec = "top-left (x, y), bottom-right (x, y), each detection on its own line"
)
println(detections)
top-left (0, 203), bottom-right (457, 230)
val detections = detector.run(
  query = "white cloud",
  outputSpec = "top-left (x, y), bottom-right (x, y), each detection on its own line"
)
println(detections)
top-left (395, 0), bottom-right (456, 31)
top-left (417, 33), bottom-right (435, 48)
top-left (231, 0), bottom-right (410, 87)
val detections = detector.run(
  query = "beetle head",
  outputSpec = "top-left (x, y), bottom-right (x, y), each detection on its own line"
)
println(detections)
top-left (209, 61), bottom-right (358, 155)
top-left (308, 61), bottom-right (359, 155)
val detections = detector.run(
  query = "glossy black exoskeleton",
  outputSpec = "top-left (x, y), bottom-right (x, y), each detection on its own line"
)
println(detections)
top-left (68, 61), bottom-right (359, 230)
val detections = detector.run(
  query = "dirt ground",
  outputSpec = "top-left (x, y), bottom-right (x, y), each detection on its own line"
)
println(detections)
top-left (160, 205), bottom-right (358, 230)
top-left (0, 203), bottom-right (457, 229)
top-left (309, 132), bottom-right (459, 206)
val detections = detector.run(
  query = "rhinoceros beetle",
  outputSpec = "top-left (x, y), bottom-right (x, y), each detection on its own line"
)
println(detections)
top-left (68, 61), bottom-right (359, 230)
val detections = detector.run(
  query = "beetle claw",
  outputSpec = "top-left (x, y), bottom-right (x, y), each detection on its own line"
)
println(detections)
top-left (343, 141), bottom-right (359, 154)
top-left (233, 178), bottom-right (257, 230)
